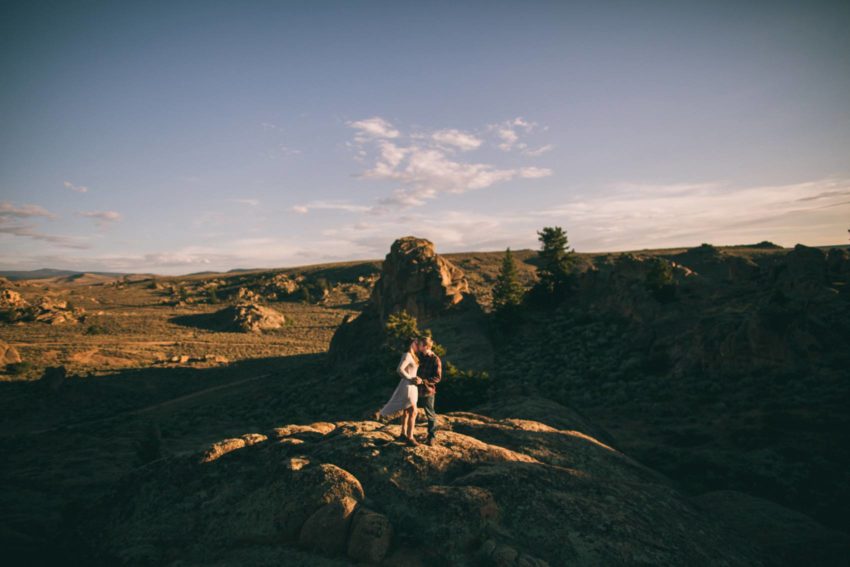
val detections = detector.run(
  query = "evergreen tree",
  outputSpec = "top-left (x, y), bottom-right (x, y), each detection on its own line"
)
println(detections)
top-left (536, 226), bottom-right (576, 294)
top-left (493, 247), bottom-right (524, 312)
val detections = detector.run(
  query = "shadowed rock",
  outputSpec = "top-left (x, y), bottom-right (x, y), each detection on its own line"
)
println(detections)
top-left (172, 301), bottom-right (286, 333)
top-left (89, 412), bottom-right (766, 566)
top-left (694, 490), bottom-right (850, 566)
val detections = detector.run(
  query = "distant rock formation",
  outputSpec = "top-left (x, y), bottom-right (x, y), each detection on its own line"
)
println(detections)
top-left (222, 301), bottom-right (286, 333)
top-left (0, 291), bottom-right (83, 325)
top-left (29, 297), bottom-right (84, 325)
top-left (88, 410), bottom-right (768, 566)
top-left (0, 288), bottom-right (28, 309)
top-left (329, 236), bottom-right (473, 360)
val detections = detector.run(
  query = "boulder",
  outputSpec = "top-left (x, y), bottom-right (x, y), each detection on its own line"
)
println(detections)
top-left (236, 287), bottom-right (261, 303)
top-left (216, 301), bottom-right (286, 333)
top-left (0, 288), bottom-right (28, 309)
top-left (773, 244), bottom-right (829, 296)
top-left (298, 496), bottom-right (359, 554)
top-left (372, 236), bottom-right (470, 322)
top-left (0, 340), bottom-right (22, 367)
top-left (270, 274), bottom-right (299, 296)
top-left (347, 508), bottom-right (393, 563)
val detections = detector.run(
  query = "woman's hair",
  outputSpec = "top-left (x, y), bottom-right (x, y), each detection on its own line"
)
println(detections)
top-left (407, 338), bottom-right (420, 364)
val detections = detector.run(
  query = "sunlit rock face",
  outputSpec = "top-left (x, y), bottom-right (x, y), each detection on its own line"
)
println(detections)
top-left (329, 236), bottom-right (473, 361)
top-left (371, 236), bottom-right (470, 322)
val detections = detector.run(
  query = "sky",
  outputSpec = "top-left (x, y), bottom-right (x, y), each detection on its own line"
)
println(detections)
top-left (1, 0), bottom-right (849, 274)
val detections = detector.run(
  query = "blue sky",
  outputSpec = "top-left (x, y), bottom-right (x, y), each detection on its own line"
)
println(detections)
top-left (1, 0), bottom-right (849, 273)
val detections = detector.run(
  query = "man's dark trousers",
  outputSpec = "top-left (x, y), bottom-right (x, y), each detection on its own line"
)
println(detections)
top-left (422, 395), bottom-right (437, 439)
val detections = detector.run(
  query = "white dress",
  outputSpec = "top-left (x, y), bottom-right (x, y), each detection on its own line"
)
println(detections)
top-left (379, 352), bottom-right (419, 417)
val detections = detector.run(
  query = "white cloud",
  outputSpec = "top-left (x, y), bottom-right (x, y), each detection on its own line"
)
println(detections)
top-left (432, 129), bottom-right (482, 151)
top-left (348, 117), bottom-right (400, 139)
top-left (350, 117), bottom-right (553, 210)
top-left (64, 180), bottom-right (89, 193)
top-left (0, 201), bottom-right (57, 219)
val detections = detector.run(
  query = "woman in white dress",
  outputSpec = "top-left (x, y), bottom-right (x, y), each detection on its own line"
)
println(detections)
top-left (379, 339), bottom-right (423, 445)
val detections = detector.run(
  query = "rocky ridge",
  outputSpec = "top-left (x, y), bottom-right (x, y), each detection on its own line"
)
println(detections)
top-left (89, 406), bottom-right (771, 566)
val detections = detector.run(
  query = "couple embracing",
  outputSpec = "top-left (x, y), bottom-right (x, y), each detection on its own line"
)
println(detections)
top-left (379, 336), bottom-right (442, 446)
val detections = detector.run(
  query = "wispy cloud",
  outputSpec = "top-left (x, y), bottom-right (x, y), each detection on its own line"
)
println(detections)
top-left (3, 237), bottom-right (375, 274)
top-left (292, 200), bottom-right (372, 214)
top-left (348, 116), bottom-right (400, 140)
top-left (0, 201), bottom-right (57, 219)
top-left (0, 201), bottom-right (86, 248)
top-left (348, 116), bottom-right (552, 211)
top-left (261, 144), bottom-right (302, 158)
top-left (227, 198), bottom-right (260, 206)
top-left (490, 117), bottom-right (537, 151)
top-left (0, 224), bottom-right (88, 249)
top-left (533, 178), bottom-right (850, 249)
top-left (78, 210), bottom-right (122, 227)
top-left (523, 144), bottom-right (554, 157)
top-left (63, 180), bottom-right (89, 193)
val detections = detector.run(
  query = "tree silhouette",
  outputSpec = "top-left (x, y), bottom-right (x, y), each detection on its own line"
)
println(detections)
top-left (493, 247), bottom-right (524, 313)
top-left (535, 226), bottom-right (576, 295)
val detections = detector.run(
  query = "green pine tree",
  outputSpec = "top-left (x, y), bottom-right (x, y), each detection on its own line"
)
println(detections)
top-left (493, 247), bottom-right (525, 313)
top-left (536, 226), bottom-right (576, 294)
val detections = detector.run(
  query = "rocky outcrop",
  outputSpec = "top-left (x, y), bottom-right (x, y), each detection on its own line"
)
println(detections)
top-left (672, 244), bottom-right (760, 283)
top-left (30, 297), bottom-right (83, 325)
top-left (0, 288), bottom-right (28, 309)
top-left (90, 412), bottom-right (764, 566)
top-left (266, 273), bottom-right (300, 299)
top-left (371, 236), bottom-right (470, 322)
top-left (330, 237), bottom-right (474, 361)
top-left (0, 293), bottom-right (83, 325)
top-left (219, 301), bottom-right (286, 333)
